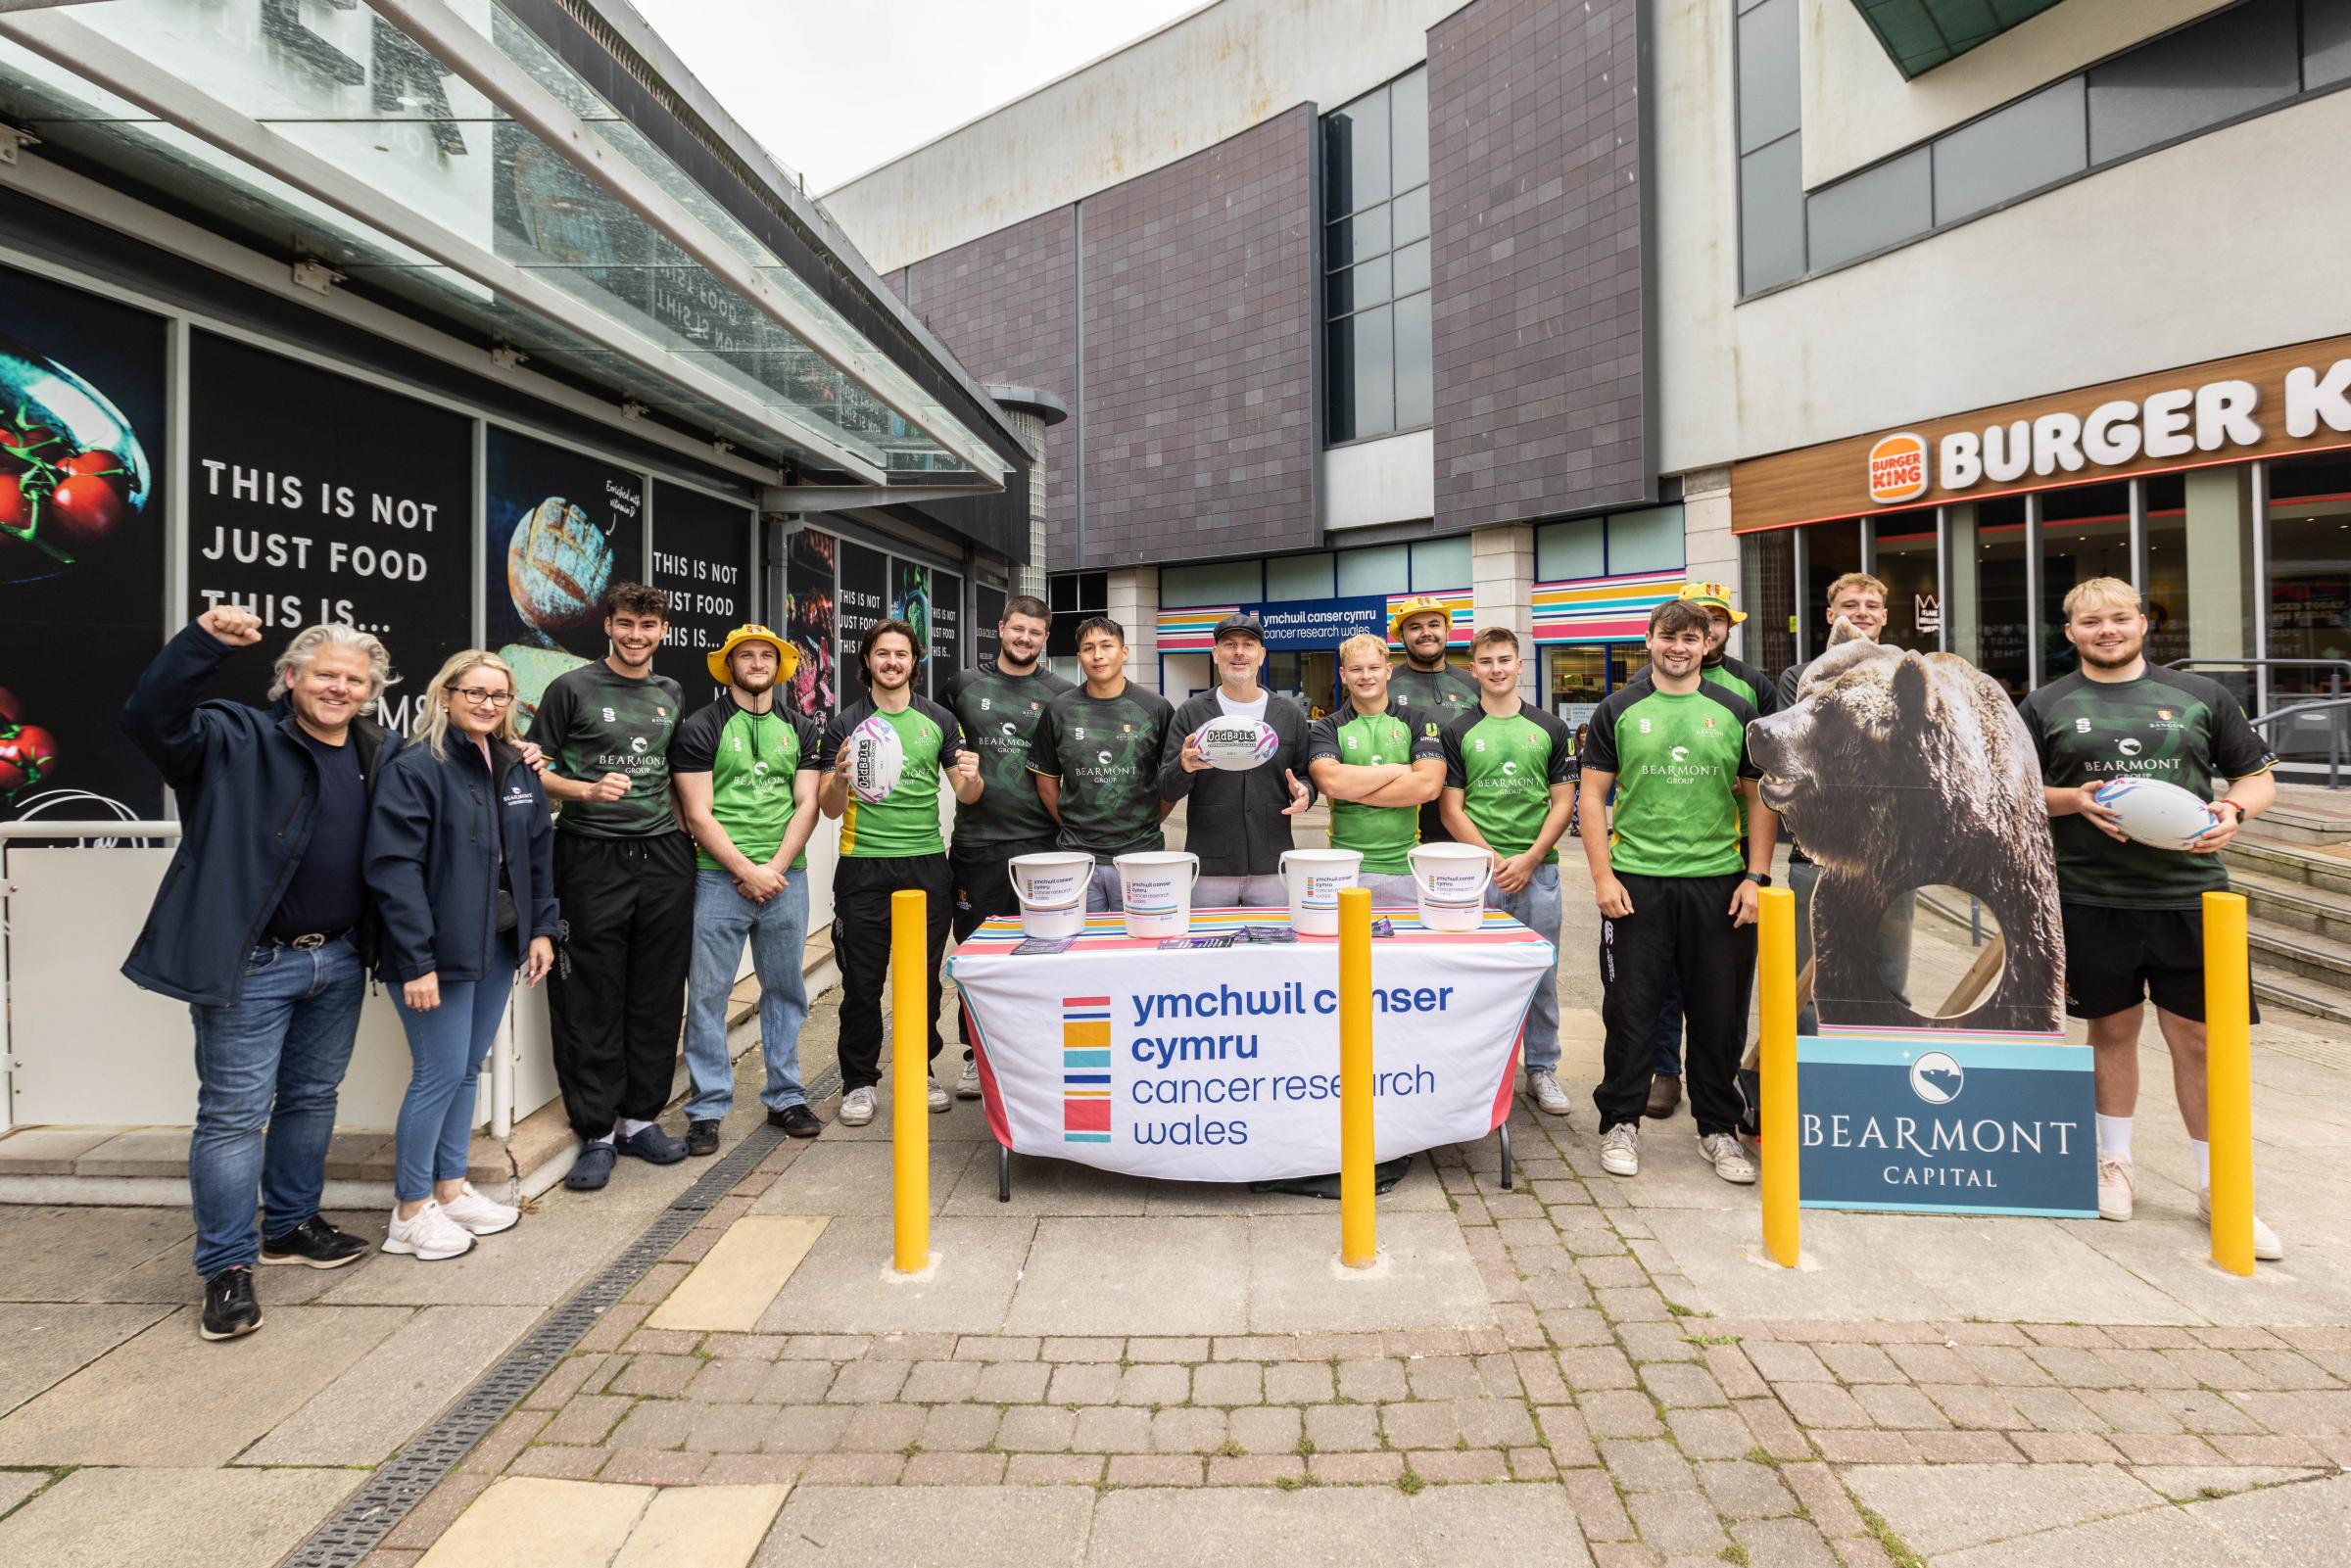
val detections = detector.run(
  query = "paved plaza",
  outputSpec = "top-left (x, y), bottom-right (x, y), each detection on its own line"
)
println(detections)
top-left (3, 843), bottom-right (2348, 1566)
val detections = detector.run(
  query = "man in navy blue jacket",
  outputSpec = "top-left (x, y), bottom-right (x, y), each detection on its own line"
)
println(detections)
top-left (122, 605), bottom-right (403, 1342)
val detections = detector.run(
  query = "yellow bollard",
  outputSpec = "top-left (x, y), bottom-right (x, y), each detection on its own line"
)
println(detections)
top-left (1338, 886), bottom-right (1377, 1268)
top-left (2203, 890), bottom-right (2255, 1277)
top-left (890, 888), bottom-right (930, 1274)
top-left (1758, 886), bottom-right (1799, 1268)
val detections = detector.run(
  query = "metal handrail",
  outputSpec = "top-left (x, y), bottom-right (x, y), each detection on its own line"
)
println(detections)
top-left (0, 821), bottom-right (179, 839)
top-left (2167, 658), bottom-right (2349, 788)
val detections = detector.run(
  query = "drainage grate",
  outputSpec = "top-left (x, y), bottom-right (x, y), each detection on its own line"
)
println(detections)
top-left (281, 1069), bottom-right (834, 1568)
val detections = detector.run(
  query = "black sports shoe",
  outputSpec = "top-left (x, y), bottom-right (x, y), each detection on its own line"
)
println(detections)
top-left (201, 1266), bottom-right (263, 1341)
top-left (261, 1215), bottom-right (368, 1269)
top-left (685, 1118), bottom-right (722, 1157)
top-left (768, 1104), bottom-right (823, 1138)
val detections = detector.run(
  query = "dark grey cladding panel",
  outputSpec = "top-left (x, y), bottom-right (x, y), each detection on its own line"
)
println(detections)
top-left (1078, 105), bottom-right (1320, 569)
top-left (1429, 0), bottom-right (1651, 532)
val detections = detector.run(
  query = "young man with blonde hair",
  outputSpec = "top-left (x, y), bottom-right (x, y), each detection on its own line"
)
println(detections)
top-left (1305, 633), bottom-right (1446, 905)
top-left (2019, 575), bottom-right (2282, 1256)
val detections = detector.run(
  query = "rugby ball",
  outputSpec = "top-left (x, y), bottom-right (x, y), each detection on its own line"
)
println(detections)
top-left (2094, 777), bottom-right (2218, 850)
top-left (846, 715), bottom-right (906, 804)
top-left (1193, 718), bottom-right (1280, 772)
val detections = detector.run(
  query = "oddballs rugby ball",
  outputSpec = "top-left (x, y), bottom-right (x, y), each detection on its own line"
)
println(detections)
top-left (1193, 718), bottom-right (1280, 772)
top-left (2094, 777), bottom-right (2219, 850)
top-left (846, 715), bottom-right (906, 804)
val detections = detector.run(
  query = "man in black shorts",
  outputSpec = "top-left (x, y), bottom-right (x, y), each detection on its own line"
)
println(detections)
top-left (2019, 577), bottom-right (2280, 1257)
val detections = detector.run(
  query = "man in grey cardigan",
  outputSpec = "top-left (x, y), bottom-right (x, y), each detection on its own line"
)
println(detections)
top-left (1158, 613), bottom-right (1315, 905)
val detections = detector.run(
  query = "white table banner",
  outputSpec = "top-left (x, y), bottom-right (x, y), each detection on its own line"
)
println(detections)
top-left (950, 908), bottom-right (1557, 1182)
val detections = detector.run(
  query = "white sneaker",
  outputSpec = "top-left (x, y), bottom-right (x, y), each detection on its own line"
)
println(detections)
top-left (1526, 1069), bottom-right (1571, 1117)
top-left (382, 1200), bottom-right (475, 1261)
top-left (2198, 1187), bottom-right (2284, 1260)
top-left (1600, 1123), bottom-right (1641, 1177)
top-left (955, 1060), bottom-right (984, 1100)
top-left (439, 1182), bottom-right (520, 1236)
top-left (1701, 1131), bottom-right (1756, 1185)
top-left (2097, 1155), bottom-right (2135, 1221)
top-left (839, 1086), bottom-right (877, 1127)
top-left (927, 1074), bottom-right (950, 1114)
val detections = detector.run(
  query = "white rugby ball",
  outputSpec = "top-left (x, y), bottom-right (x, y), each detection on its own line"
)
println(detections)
top-left (1193, 718), bottom-right (1280, 772)
top-left (847, 715), bottom-right (906, 804)
top-left (2095, 777), bottom-right (2218, 850)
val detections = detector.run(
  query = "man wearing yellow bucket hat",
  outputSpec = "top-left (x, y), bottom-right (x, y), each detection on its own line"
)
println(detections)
top-left (1386, 594), bottom-right (1480, 847)
top-left (670, 624), bottom-right (825, 1156)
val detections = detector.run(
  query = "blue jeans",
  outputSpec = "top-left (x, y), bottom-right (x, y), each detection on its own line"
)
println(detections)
top-left (1488, 862), bottom-right (1562, 1075)
top-left (390, 934), bottom-right (515, 1204)
top-left (683, 870), bottom-right (810, 1120)
top-left (187, 934), bottom-right (364, 1276)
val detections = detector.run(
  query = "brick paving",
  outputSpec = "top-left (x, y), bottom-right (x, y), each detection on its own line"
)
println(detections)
top-left (356, 1113), bottom-right (2351, 1568)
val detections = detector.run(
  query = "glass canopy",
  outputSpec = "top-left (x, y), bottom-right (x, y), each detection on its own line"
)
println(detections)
top-left (0, 0), bottom-right (1008, 483)
top-left (1848, 0), bottom-right (2067, 78)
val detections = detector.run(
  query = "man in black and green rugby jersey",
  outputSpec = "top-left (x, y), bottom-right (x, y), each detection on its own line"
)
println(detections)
top-left (942, 594), bottom-right (1072, 1097)
top-left (816, 619), bottom-right (984, 1128)
top-left (1580, 597), bottom-right (1777, 1183)
top-left (2020, 576), bottom-right (2281, 1257)
top-left (1387, 595), bottom-right (1480, 846)
top-left (1030, 616), bottom-right (1176, 911)
top-left (1440, 627), bottom-right (1579, 1117)
top-left (1305, 632), bottom-right (1447, 907)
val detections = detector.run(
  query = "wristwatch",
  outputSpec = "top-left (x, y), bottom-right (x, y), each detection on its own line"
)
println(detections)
top-left (1743, 872), bottom-right (1771, 886)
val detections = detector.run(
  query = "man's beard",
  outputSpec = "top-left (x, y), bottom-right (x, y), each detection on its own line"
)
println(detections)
top-left (2077, 638), bottom-right (2143, 670)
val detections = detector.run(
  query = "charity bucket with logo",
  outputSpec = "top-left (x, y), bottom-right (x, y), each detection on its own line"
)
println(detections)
top-left (1278, 847), bottom-right (1363, 936)
top-left (1115, 850), bottom-right (1200, 938)
top-left (1409, 841), bottom-right (1493, 932)
top-left (1007, 851), bottom-right (1095, 939)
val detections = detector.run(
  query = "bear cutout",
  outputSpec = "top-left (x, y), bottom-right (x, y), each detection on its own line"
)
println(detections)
top-left (1747, 619), bottom-right (2064, 1033)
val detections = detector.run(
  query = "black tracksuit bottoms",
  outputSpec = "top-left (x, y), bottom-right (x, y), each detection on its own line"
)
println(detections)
top-left (835, 852), bottom-right (954, 1093)
top-left (951, 834), bottom-right (1056, 1061)
top-left (1595, 872), bottom-right (1755, 1137)
top-left (547, 832), bottom-right (696, 1140)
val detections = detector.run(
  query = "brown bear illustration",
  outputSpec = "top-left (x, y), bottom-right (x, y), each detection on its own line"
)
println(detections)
top-left (1746, 620), bottom-right (2064, 1033)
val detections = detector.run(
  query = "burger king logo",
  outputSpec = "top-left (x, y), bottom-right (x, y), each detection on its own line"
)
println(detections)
top-left (1867, 432), bottom-right (1929, 504)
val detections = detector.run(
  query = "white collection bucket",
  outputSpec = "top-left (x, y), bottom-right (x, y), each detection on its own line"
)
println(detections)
top-left (1007, 851), bottom-right (1095, 940)
top-left (1115, 851), bottom-right (1200, 938)
top-left (1409, 842), bottom-right (1493, 932)
top-left (1279, 847), bottom-right (1363, 937)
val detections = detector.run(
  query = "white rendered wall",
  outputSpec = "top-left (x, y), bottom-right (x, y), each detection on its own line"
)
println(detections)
top-left (822, 0), bottom-right (1457, 272)
top-left (1654, 0), bottom-right (2351, 473)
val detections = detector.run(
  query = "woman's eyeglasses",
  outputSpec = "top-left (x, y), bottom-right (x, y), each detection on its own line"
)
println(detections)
top-left (448, 687), bottom-right (515, 708)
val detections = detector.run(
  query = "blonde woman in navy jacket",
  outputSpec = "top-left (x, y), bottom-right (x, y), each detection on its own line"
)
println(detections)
top-left (365, 650), bottom-right (557, 1260)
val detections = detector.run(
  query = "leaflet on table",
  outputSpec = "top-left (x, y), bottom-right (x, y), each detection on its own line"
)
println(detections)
top-left (1160, 934), bottom-right (1234, 949)
top-left (1010, 936), bottom-right (1078, 955)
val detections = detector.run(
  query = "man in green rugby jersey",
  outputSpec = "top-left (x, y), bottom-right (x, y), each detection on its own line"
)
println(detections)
top-left (1304, 633), bottom-right (1447, 907)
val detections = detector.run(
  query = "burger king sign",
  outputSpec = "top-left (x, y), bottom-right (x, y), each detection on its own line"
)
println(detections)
top-left (1867, 433), bottom-right (1929, 504)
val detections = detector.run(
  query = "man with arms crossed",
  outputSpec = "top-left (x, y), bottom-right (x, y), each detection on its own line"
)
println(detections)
top-left (1306, 633), bottom-right (1446, 905)
top-left (1387, 595), bottom-right (1479, 848)
top-left (532, 583), bottom-right (696, 1190)
top-left (122, 607), bottom-right (400, 1340)
top-left (672, 625), bottom-right (825, 1156)
top-left (1579, 598), bottom-right (1777, 1182)
top-left (1440, 628), bottom-right (1578, 1117)
top-left (2018, 577), bottom-right (2281, 1257)
top-left (818, 619), bottom-right (984, 1127)
top-left (943, 594), bottom-right (1071, 1097)
top-left (1775, 572), bottom-right (1914, 1037)
top-left (1160, 612), bottom-right (1314, 906)
top-left (1030, 616), bottom-right (1176, 911)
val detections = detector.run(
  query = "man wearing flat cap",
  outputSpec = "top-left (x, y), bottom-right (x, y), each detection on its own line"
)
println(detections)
top-left (1159, 611), bottom-right (1315, 906)
top-left (671, 624), bottom-right (826, 1156)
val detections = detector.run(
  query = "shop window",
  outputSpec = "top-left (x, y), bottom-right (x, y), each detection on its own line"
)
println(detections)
top-left (1547, 645), bottom-right (1607, 725)
top-left (1161, 559), bottom-right (1263, 608)
top-left (1607, 504), bottom-right (1686, 575)
top-left (2311, 0), bottom-right (2351, 89)
top-left (2265, 452), bottom-right (2351, 759)
top-left (1968, 499), bottom-right (2031, 697)
top-left (1265, 551), bottom-right (1334, 602)
top-left (1324, 67), bottom-right (1431, 444)
top-left (1871, 515), bottom-right (1941, 655)
top-left (1411, 536), bottom-right (1471, 591)
top-left (1741, 527), bottom-right (1796, 684)
top-left (1740, 132), bottom-right (1805, 294)
top-left (1931, 78), bottom-right (2086, 226)
top-left (2038, 482), bottom-right (2135, 684)
top-left (2140, 467), bottom-right (2258, 705)
top-left (1046, 569), bottom-right (1109, 659)
top-left (2087, 0), bottom-right (2299, 165)
top-left (1537, 517), bottom-right (1606, 582)
top-left (1737, 0), bottom-right (1799, 152)
top-left (1337, 543), bottom-right (1411, 597)
top-left (1801, 520), bottom-right (1863, 664)
top-left (1806, 148), bottom-right (1931, 271)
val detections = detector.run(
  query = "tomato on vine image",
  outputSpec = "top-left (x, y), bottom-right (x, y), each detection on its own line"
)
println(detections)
top-left (0, 338), bottom-right (153, 585)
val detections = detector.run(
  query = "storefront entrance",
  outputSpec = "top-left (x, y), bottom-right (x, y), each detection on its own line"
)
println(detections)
top-left (1543, 642), bottom-right (1650, 731)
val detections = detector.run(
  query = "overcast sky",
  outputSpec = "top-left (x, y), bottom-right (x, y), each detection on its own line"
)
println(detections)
top-left (625, 0), bottom-right (1206, 195)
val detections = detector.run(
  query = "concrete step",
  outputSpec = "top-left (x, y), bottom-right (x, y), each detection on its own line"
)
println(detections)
top-left (2253, 785), bottom-right (2351, 847)
top-left (2246, 911), bottom-right (2351, 990)
top-left (2221, 835), bottom-right (2351, 897)
top-left (2253, 963), bottom-right (2351, 1027)
top-left (2226, 866), bottom-right (2351, 943)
